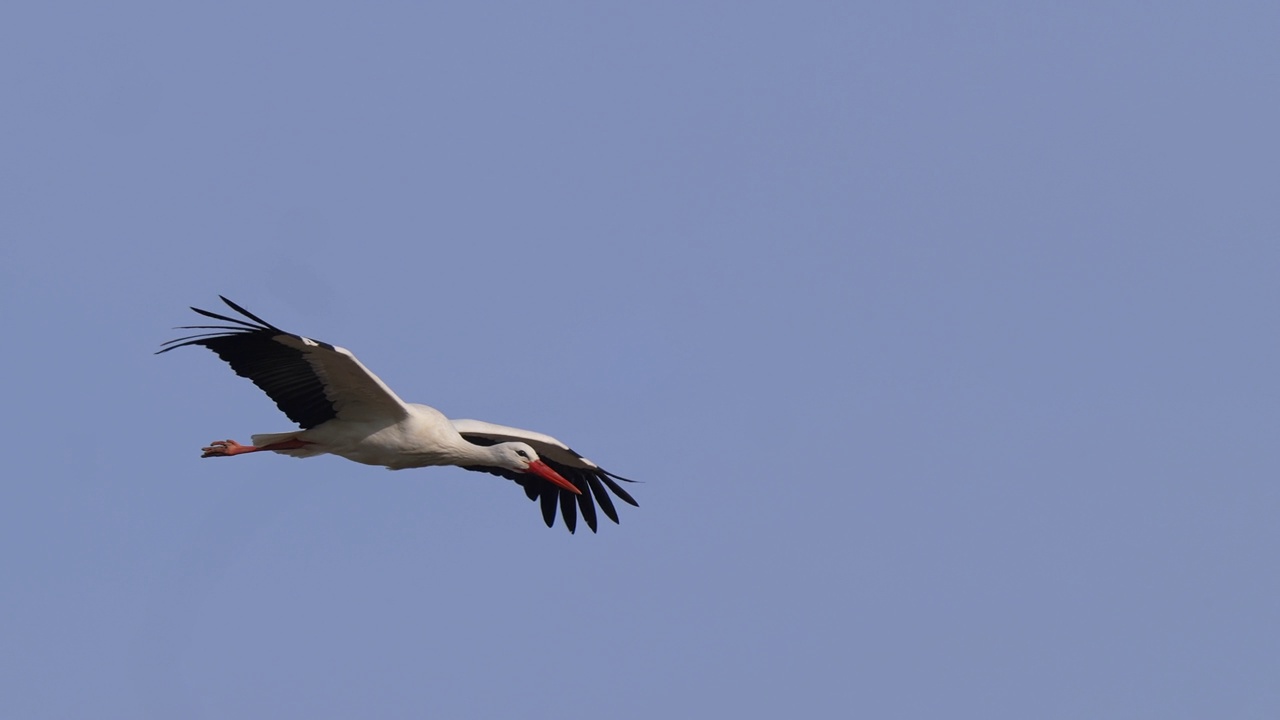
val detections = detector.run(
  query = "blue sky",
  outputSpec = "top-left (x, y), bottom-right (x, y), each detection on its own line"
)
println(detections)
top-left (3, 2), bottom-right (1279, 718)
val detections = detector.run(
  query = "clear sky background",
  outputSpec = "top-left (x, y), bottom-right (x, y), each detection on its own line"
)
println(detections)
top-left (3, 2), bottom-right (1278, 718)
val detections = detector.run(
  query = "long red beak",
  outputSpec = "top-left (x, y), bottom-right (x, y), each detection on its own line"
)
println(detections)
top-left (528, 459), bottom-right (581, 495)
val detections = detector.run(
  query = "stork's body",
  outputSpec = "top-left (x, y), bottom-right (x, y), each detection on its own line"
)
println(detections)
top-left (231, 403), bottom-right (469, 469)
top-left (160, 297), bottom-right (638, 533)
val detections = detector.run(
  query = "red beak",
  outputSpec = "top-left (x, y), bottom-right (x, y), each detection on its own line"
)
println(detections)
top-left (528, 459), bottom-right (581, 495)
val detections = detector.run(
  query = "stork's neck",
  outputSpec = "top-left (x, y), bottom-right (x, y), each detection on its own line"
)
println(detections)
top-left (446, 438), bottom-right (511, 468)
top-left (404, 403), bottom-right (512, 468)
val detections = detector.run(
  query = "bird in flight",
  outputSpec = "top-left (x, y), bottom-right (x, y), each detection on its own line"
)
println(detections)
top-left (159, 296), bottom-right (638, 533)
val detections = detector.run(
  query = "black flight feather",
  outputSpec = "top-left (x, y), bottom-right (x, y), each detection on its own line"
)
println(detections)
top-left (158, 297), bottom-right (339, 429)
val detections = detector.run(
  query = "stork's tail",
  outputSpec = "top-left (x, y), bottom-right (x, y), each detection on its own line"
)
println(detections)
top-left (250, 431), bottom-right (325, 458)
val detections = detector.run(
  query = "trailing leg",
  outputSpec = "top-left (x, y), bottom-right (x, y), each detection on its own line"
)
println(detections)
top-left (201, 438), bottom-right (310, 458)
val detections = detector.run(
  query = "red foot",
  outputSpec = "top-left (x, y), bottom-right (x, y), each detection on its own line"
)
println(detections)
top-left (201, 439), bottom-right (254, 457)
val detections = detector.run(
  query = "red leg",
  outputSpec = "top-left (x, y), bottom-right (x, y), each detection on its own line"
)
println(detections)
top-left (201, 438), bottom-right (310, 458)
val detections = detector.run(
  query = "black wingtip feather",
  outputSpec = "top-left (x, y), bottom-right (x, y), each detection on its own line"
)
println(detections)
top-left (219, 296), bottom-right (280, 330)
top-left (539, 492), bottom-right (558, 528)
top-left (188, 305), bottom-right (263, 329)
top-left (157, 331), bottom-right (245, 350)
top-left (577, 484), bottom-right (599, 533)
top-left (560, 491), bottom-right (577, 534)
top-left (600, 475), bottom-right (640, 507)
top-left (587, 476), bottom-right (620, 524)
top-left (603, 469), bottom-right (640, 484)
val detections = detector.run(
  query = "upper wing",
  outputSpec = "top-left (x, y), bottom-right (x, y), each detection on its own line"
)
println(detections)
top-left (452, 418), bottom-right (639, 534)
top-left (158, 296), bottom-right (409, 429)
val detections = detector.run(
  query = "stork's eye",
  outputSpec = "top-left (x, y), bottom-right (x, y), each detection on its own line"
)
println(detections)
top-left (515, 449), bottom-right (529, 459)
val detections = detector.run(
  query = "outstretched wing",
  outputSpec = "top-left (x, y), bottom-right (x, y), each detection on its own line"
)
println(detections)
top-left (452, 418), bottom-right (639, 534)
top-left (158, 296), bottom-right (409, 429)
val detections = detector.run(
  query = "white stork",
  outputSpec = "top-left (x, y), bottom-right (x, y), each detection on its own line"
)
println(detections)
top-left (158, 297), bottom-right (638, 533)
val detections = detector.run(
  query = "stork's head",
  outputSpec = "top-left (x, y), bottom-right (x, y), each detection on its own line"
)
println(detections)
top-left (496, 442), bottom-right (581, 495)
